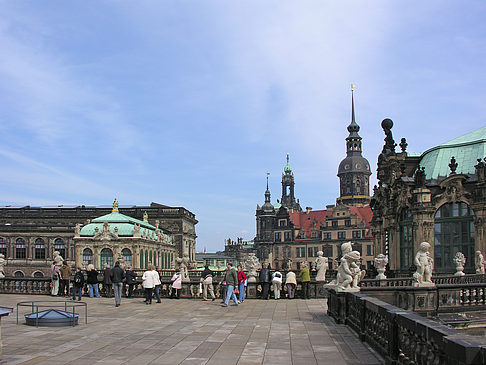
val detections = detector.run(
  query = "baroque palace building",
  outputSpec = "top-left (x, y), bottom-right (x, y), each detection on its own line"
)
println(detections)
top-left (371, 120), bottom-right (486, 274)
top-left (254, 90), bottom-right (374, 271)
top-left (0, 200), bottom-right (197, 277)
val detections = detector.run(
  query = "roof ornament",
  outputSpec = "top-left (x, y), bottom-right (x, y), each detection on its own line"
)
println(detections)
top-left (380, 118), bottom-right (396, 156)
top-left (112, 198), bottom-right (119, 213)
top-left (449, 156), bottom-right (458, 175)
top-left (284, 153), bottom-right (292, 173)
top-left (399, 138), bottom-right (408, 153)
top-left (143, 211), bottom-right (148, 223)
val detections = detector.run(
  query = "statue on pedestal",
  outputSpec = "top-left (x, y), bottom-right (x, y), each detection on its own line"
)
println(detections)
top-left (475, 251), bottom-right (485, 274)
top-left (325, 241), bottom-right (355, 288)
top-left (314, 251), bottom-right (328, 282)
top-left (0, 253), bottom-right (5, 278)
top-left (412, 242), bottom-right (434, 287)
top-left (175, 253), bottom-right (190, 282)
top-left (453, 252), bottom-right (466, 276)
top-left (336, 251), bottom-right (365, 292)
top-left (286, 258), bottom-right (292, 271)
top-left (374, 254), bottom-right (388, 280)
top-left (53, 251), bottom-right (64, 267)
top-left (245, 253), bottom-right (260, 283)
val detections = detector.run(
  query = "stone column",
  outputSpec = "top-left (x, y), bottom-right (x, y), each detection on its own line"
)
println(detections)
top-left (472, 209), bottom-right (486, 253)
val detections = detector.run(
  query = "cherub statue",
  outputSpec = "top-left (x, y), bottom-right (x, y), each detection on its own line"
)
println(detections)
top-left (245, 253), bottom-right (260, 283)
top-left (374, 254), bottom-right (388, 280)
top-left (0, 253), bottom-right (5, 278)
top-left (314, 251), bottom-right (328, 282)
top-left (453, 252), bottom-right (466, 276)
top-left (336, 251), bottom-right (365, 291)
top-left (475, 251), bottom-right (485, 274)
top-left (53, 250), bottom-right (64, 267)
top-left (412, 242), bottom-right (434, 287)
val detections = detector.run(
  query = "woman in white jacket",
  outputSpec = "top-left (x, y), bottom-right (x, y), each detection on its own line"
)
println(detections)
top-left (142, 265), bottom-right (156, 305)
top-left (170, 271), bottom-right (182, 299)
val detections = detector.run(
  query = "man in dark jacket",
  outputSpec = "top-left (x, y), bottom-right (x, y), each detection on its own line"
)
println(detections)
top-left (125, 266), bottom-right (137, 298)
top-left (221, 262), bottom-right (238, 307)
top-left (72, 267), bottom-right (85, 301)
top-left (104, 265), bottom-right (112, 297)
top-left (259, 263), bottom-right (271, 299)
top-left (110, 262), bottom-right (125, 307)
top-left (200, 265), bottom-right (215, 301)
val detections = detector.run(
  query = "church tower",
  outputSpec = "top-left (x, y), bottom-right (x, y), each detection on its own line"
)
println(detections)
top-left (336, 86), bottom-right (371, 206)
top-left (281, 154), bottom-right (302, 211)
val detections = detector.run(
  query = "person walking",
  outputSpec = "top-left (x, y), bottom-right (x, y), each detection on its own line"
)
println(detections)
top-left (104, 264), bottom-right (112, 298)
top-left (86, 264), bottom-right (101, 298)
top-left (299, 263), bottom-right (311, 299)
top-left (201, 265), bottom-right (216, 301)
top-left (237, 265), bottom-right (247, 303)
top-left (285, 270), bottom-right (297, 299)
top-left (170, 271), bottom-right (182, 299)
top-left (50, 261), bottom-right (60, 296)
top-left (59, 262), bottom-right (71, 297)
top-left (221, 262), bottom-right (238, 307)
top-left (142, 265), bottom-right (156, 305)
top-left (72, 267), bottom-right (85, 301)
top-left (152, 267), bottom-right (161, 303)
top-left (125, 266), bottom-right (137, 298)
top-left (259, 263), bottom-right (271, 300)
top-left (272, 269), bottom-right (283, 300)
top-left (110, 261), bottom-right (125, 307)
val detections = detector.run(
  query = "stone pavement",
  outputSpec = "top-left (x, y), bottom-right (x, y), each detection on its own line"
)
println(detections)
top-left (0, 294), bottom-right (383, 365)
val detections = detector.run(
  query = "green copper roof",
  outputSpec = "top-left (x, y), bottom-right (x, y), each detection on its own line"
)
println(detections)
top-left (274, 202), bottom-right (282, 210)
top-left (419, 126), bottom-right (486, 179)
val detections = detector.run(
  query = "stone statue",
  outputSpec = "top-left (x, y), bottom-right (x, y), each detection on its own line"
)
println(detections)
top-left (453, 252), bottom-right (466, 276)
top-left (314, 251), bottom-right (328, 282)
top-left (475, 251), bottom-right (485, 274)
top-left (336, 251), bottom-right (365, 292)
top-left (374, 254), bottom-right (388, 280)
top-left (245, 253), bottom-right (260, 283)
top-left (325, 241), bottom-right (355, 288)
top-left (74, 223), bottom-right (81, 237)
top-left (311, 260), bottom-right (317, 272)
top-left (53, 251), bottom-right (64, 267)
top-left (286, 258), bottom-right (292, 271)
top-left (412, 242), bottom-right (434, 287)
top-left (0, 253), bottom-right (5, 278)
top-left (175, 253), bottom-right (190, 282)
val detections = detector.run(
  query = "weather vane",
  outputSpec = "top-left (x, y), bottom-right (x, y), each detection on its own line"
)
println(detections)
top-left (351, 83), bottom-right (356, 91)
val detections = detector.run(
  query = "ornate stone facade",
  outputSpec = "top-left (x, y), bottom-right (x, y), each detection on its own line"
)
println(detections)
top-left (371, 121), bottom-right (486, 274)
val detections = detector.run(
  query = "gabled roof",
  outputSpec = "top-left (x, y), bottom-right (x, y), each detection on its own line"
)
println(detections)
top-left (348, 206), bottom-right (373, 227)
top-left (289, 210), bottom-right (331, 233)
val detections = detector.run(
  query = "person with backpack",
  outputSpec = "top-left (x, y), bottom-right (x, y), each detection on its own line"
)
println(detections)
top-left (72, 267), bottom-right (85, 301)
top-left (272, 269), bottom-right (283, 300)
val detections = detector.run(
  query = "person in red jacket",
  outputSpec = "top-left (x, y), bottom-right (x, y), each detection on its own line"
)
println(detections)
top-left (237, 264), bottom-right (247, 303)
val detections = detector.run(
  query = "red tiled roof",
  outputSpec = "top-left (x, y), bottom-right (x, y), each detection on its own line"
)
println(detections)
top-left (289, 210), bottom-right (331, 233)
top-left (348, 206), bottom-right (373, 227)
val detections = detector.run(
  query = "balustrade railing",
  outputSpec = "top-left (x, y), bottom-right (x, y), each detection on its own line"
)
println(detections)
top-left (328, 290), bottom-right (486, 364)
top-left (360, 273), bottom-right (486, 288)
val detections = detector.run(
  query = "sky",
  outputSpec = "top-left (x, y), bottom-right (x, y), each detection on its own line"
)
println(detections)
top-left (0, 1), bottom-right (485, 252)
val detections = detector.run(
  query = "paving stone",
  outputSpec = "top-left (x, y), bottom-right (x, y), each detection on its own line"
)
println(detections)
top-left (0, 294), bottom-right (383, 365)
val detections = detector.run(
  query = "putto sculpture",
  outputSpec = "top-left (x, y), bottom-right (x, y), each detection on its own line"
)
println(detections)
top-left (336, 250), bottom-right (365, 292)
top-left (53, 251), bottom-right (64, 267)
top-left (453, 252), bottom-right (466, 276)
top-left (374, 254), bottom-right (388, 280)
top-left (475, 251), bottom-right (485, 274)
top-left (412, 242), bottom-right (434, 287)
top-left (0, 253), bottom-right (5, 278)
top-left (314, 251), bottom-right (328, 282)
top-left (245, 253), bottom-right (260, 283)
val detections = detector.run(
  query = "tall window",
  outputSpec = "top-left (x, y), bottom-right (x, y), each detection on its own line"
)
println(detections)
top-left (337, 231), bottom-right (346, 239)
top-left (434, 202), bottom-right (474, 270)
top-left (0, 237), bottom-right (6, 257)
top-left (122, 248), bottom-right (132, 266)
top-left (275, 232), bottom-right (281, 242)
top-left (54, 238), bottom-right (66, 259)
top-left (83, 248), bottom-right (93, 265)
top-left (140, 249), bottom-right (144, 268)
top-left (296, 247), bottom-right (305, 258)
top-left (284, 231), bottom-right (292, 241)
top-left (399, 209), bottom-right (414, 269)
top-left (323, 232), bottom-right (332, 240)
top-left (34, 238), bottom-right (46, 259)
top-left (322, 245), bottom-right (333, 257)
top-left (100, 248), bottom-right (113, 268)
top-left (308, 247), bottom-right (318, 257)
top-left (15, 238), bottom-right (26, 259)
top-left (352, 230), bottom-right (361, 239)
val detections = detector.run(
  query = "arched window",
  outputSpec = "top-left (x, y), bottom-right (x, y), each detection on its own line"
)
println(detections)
top-left (100, 248), bottom-right (113, 268)
top-left (140, 249), bottom-right (144, 269)
top-left (83, 248), bottom-right (93, 265)
top-left (33, 271), bottom-right (44, 278)
top-left (434, 202), bottom-right (475, 270)
top-left (34, 238), bottom-right (46, 260)
top-left (399, 209), bottom-right (414, 269)
top-left (144, 250), bottom-right (148, 268)
top-left (149, 250), bottom-right (153, 266)
top-left (15, 238), bottom-right (26, 259)
top-left (122, 248), bottom-right (132, 266)
top-left (0, 237), bottom-right (7, 257)
top-left (54, 238), bottom-right (66, 259)
top-left (14, 270), bottom-right (24, 277)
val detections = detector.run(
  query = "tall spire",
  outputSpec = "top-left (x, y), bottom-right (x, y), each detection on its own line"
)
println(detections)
top-left (265, 172), bottom-right (271, 203)
top-left (347, 84), bottom-right (360, 138)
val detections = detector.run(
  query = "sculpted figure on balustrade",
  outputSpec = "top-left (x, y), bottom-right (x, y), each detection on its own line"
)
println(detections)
top-left (245, 253), bottom-right (260, 283)
top-left (412, 242), bottom-right (434, 287)
top-left (314, 251), bottom-right (328, 282)
top-left (475, 251), bottom-right (485, 274)
top-left (336, 251), bottom-right (365, 292)
top-left (0, 253), bottom-right (5, 278)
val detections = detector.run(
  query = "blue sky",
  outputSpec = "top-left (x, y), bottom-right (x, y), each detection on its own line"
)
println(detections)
top-left (0, 1), bottom-right (485, 252)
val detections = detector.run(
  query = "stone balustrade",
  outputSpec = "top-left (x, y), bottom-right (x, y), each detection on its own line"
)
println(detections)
top-left (328, 290), bottom-right (486, 364)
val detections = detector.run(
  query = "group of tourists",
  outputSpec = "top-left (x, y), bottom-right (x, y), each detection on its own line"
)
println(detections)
top-left (259, 262), bottom-right (310, 300)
